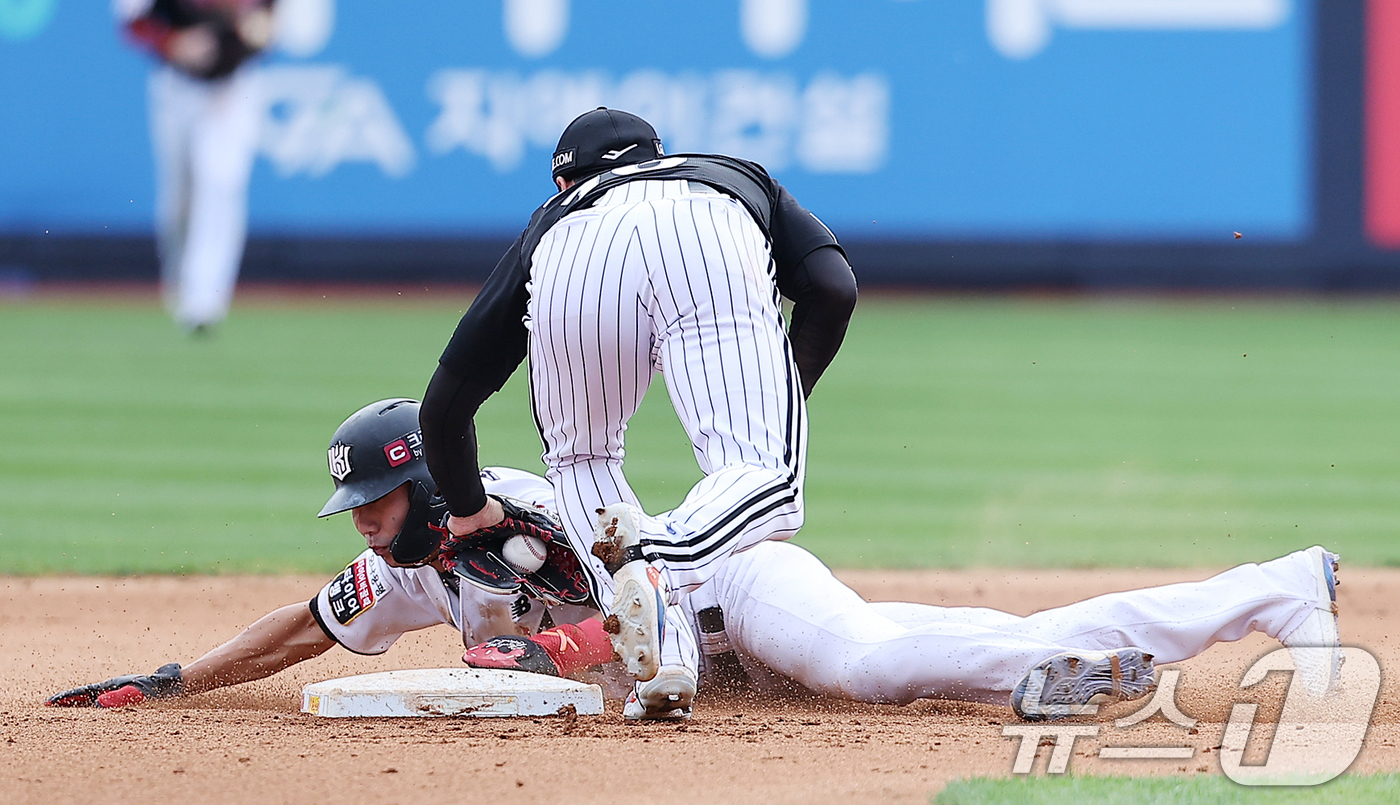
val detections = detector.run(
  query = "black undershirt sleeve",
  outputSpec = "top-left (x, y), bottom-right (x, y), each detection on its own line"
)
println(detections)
top-left (420, 363), bottom-right (492, 516)
top-left (782, 245), bottom-right (858, 398)
top-left (766, 184), bottom-right (857, 397)
top-left (421, 235), bottom-right (532, 517)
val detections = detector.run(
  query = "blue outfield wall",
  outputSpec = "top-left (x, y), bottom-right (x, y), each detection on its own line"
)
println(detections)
top-left (0, 0), bottom-right (1392, 288)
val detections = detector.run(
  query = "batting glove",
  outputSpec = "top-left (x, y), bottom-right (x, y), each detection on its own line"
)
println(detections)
top-left (45, 663), bottom-right (183, 708)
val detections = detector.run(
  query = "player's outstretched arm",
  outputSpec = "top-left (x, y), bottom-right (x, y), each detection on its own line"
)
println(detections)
top-left (180, 602), bottom-right (335, 694)
top-left (46, 602), bottom-right (334, 707)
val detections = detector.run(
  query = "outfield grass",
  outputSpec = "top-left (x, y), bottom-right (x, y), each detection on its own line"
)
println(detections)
top-left (935, 773), bottom-right (1400, 804)
top-left (1, 293), bottom-right (1396, 574)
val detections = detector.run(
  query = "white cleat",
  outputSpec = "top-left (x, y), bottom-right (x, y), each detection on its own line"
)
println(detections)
top-left (590, 502), bottom-right (645, 572)
top-left (605, 560), bottom-right (668, 682)
top-left (1010, 648), bottom-right (1156, 721)
top-left (1280, 545), bottom-right (1342, 697)
top-left (593, 503), bottom-right (668, 683)
top-left (622, 665), bottom-right (697, 721)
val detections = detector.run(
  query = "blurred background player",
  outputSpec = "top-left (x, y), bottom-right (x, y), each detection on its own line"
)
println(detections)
top-left (113, 0), bottom-right (278, 334)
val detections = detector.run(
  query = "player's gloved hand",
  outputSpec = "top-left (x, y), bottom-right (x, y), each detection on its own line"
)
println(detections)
top-left (45, 663), bottom-right (183, 708)
top-left (520, 539), bottom-right (595, 606)
top-left (445, 544), bottom-right (524, 596)
top-left (462, 636), bottom-right (561, 676)
top-left (463, 621), bottom-right (614, 678)
top-left (442, 495), bottom-right (591, 604)
top-left (444, 495), bottom-right (564, 550)
top-left (441, 496), bottom-right (566, 567)
top-left (444, 496), bottom-right (505, 540)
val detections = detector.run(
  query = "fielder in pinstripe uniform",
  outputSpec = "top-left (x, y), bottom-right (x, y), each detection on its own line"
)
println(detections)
top-left (420, 108), bottom-right (858, 717)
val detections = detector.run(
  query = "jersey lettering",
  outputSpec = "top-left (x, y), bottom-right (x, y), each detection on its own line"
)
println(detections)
top-left (560, 157), bottom-right (692, 206)
top-left (535, 154), bottom-right (780, 264)
top-left (326, 558), bottom-right (390, 625)
top-left (560, 174), bottom-right (603, 207)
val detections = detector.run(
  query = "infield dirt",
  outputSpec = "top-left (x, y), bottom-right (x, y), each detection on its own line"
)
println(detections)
top-left (4, 567), bottom-right (1397, 804)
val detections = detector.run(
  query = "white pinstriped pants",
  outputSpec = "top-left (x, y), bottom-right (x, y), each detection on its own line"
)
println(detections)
top-left (527, 181), bottom-right (807, 622)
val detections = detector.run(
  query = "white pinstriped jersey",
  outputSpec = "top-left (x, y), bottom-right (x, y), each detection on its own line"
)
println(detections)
top-left (427, 154), bottom-right (849, 524)
top-left (526, 176), bottom-right (808, 613)
top-left (420, 154), bottom-right (855, 692)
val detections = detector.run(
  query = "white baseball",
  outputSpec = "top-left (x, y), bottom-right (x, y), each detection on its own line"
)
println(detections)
top-left (502, 534), bottom-right (548, 573)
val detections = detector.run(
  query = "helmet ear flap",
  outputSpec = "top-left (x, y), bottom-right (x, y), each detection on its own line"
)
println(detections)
top-left (389, 481), bottom-right (447, 566)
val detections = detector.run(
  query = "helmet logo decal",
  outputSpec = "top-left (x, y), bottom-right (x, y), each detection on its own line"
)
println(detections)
top-left (383, 430), bottom-right (424, 468)
top-left (384, 439), bottom-right (411, 467)
top-left (328, 443), bottom-right (352, 480)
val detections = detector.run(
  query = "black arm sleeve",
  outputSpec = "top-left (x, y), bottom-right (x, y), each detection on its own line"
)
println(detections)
top-left (783, 245), bottom-right (858, 397)
top-left (421, 236), bottom-right (532, 517)
top-left (420, 363), bottom-right (492, 516)
top-left (767, 184), bottom-right (857, 397)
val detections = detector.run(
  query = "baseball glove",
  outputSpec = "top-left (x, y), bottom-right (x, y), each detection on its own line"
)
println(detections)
top-left (446, 495), bottom-right (568, 548)
top-left (447, 545), bottom-right (523, 596)
top-left (441, 495), bottom-right (596, 607)
top-left (521, 539), bottom-right (595, 606)
top-left (439, 495), bottom-right (561, 573)
top-left (46, 663), bottom-right (183, 708)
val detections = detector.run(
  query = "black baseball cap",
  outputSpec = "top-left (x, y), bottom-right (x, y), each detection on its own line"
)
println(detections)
top-left (552, 108), bottom-right (664, 182)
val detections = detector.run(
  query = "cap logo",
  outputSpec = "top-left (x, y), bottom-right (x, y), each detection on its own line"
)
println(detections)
top-left (328, 444), bottom-right (352, 481)
top-left (601, 143), bottom-right (639, 161)
top-left (552, 149), bottom-right (575, 171)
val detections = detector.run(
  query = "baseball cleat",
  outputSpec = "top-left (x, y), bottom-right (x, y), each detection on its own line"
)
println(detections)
top-left (622, 665), bottom-right (696, 721)
top-left (590, 502), bottom-right (646, 574)
top-left (1011, 648), bottom-right (1156, 721)
top-left (604, 559), bottom-right (668, 682)
top-left (593, 503), bottom-right (667, 682)
top-left (1280, 546), bottom-right (1343, 697)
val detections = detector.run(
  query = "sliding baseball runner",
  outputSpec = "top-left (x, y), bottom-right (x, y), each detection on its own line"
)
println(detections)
top-left (47, 401), bottom-right (1344, 721)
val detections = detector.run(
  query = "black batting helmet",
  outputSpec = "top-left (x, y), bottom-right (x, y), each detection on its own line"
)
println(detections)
top-left (551, 107), bottom-right (664, 183)
top-left (318, 398), bottom-right (433, 518)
